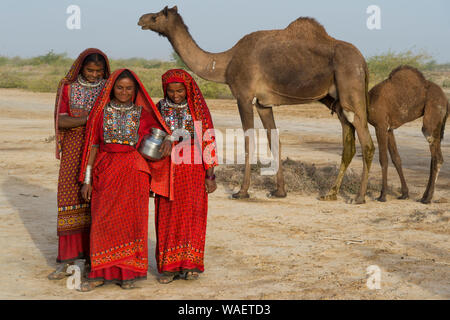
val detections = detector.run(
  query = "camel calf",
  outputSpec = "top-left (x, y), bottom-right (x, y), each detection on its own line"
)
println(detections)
top-left (368, 65), bottom-right (449, 203)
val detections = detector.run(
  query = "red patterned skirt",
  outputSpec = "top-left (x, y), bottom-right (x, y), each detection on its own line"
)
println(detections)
top-left (57, 127), bottom-right (90, 262)
top-left (57, 233), bottom-right (90, 263)
top-left (87, 151), bottom-right (150, 283)
top-left (155, 149), bottom-right (208, 274)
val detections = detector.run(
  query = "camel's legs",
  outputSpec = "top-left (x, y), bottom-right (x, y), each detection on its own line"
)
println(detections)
top-left (333, 98), bottom-right (375, 203)
top-left (351, 116), bottom-right (375, 204)
top-left (232, 99), bottom-right (255, 199)
top-left (334, 46), bottom-right (375, 204)
top-left (254, 104), bottom-right (286, 197)
top-left (420, 101), bottom-right (445, 204)
top-left (420, 139), bottom-right (442, 204)
top-left (387, 129), bottom-right (409, 199)
top-left (320, 108), bottom-right (356, 201)
top-left (374, 125), bottom-right (389, 202)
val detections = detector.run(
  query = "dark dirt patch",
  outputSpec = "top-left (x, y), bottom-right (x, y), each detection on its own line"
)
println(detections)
top-left (215, 158), bottom-right (390, 198)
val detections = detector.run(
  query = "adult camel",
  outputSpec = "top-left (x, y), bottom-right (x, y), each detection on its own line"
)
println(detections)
top-left (138, 6), bottom-right (375, 204)
top-left (368, 65), bottom-right (448, 204)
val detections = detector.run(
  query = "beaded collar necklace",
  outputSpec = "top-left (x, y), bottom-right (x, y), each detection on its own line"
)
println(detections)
top-left (109, 100), bottom-right (134, 111)
top-left (164, 97), bottom-right (188, 109)
top-left (77, 74), bottom-right (104, 88)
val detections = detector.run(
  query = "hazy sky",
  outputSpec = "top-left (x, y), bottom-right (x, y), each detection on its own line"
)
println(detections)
top-left (0, 0), bottom-right (449, 62)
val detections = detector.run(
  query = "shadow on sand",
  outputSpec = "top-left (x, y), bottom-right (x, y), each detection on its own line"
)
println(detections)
top-left (2, 176), bottom-right (57, 267)
top-left (2, 176), bottom-right (161, 278)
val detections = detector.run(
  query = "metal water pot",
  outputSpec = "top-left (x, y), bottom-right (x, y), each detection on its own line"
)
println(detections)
top-left (139, 128), bottom-right (167, 160)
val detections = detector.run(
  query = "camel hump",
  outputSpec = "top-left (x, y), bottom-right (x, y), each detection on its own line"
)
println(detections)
top-left (285, 17), bottom-right (332, 40)
top-left (388, 65), bottom-right (427, 84)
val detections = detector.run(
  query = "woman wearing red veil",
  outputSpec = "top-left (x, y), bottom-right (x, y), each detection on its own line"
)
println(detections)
top-left (49, 48), bottom-right (110, 280)
top-left (77, 69), bottom-right (171, 291)
top-left (151, 69), bottom-right (218, 283)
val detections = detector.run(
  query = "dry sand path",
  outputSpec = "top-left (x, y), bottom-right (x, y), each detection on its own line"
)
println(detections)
top-left (0, 89), bottom-right (448, 299)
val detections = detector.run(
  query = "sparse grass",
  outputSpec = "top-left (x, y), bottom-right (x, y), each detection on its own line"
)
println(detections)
top-left (0, 50), bottom-right (448, 98)
top-left (0, 50), bottom-right (233, 98)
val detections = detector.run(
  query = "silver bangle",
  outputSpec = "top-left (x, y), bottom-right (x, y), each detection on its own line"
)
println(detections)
top-left (164, 135), bottom-right (177, 143)
top-left (84, 165), bottom-right (92, 185)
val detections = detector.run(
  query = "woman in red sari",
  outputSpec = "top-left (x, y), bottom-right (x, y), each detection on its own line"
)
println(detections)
top-left (78, 69), bottom-right (171, 291)
top-left (150, 69), bottom-right (218, 283)
top-left (49, 48), bottom-right (110, 280)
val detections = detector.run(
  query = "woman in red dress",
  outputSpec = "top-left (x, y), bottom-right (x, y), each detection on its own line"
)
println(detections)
top-left (78, 69), bottom-right (171, 291)
top-left (49, 48), bottom-right (110, 280)
top-left (150, 69), bottom-right (218, 283)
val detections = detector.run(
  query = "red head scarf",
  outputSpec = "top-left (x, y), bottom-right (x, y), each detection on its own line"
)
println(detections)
top-left (79, 68), bottom-right (168, 183)
top-left (53, 48), bottom-right (110, 159)
top-left (161, 69), bottom-right (218, 170)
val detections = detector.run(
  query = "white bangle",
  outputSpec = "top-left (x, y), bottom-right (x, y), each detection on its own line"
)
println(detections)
top-left (84, 165), bottom-right (92, 185)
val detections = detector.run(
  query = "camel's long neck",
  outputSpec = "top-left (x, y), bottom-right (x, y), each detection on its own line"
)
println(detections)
top-left (167, 22), bottom-right (232, 84)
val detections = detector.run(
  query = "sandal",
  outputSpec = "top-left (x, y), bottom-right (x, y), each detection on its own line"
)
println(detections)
top-left (77, 280), bottom-right (104, 292)
top-left (47, 263), bottom-right (70, 280)
top-left (121, 282), bottom-right (136, 290)
top-left (184, 272), bottom-right (199, 280)
top-left (158, 273), bottom-right (178, 284)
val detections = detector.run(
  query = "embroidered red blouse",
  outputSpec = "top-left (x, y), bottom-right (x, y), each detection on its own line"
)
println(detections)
top-left (92, 107), bottom-right (162, 153)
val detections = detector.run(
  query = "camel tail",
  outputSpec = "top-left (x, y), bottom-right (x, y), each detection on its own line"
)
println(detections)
top-left (441, 102), bottom-right (449, 141)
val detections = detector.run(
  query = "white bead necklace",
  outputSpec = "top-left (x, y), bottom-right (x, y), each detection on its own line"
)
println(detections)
top-left (77, 74), bottom-right (104, 88)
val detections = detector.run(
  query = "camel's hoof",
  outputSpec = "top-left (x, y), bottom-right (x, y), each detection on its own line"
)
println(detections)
top-left (419, 198), bottom-right (431, 204)
top-left (267, 190), bottom-right (287, 198)
top-left (319, 194), bottom-right (337, 201)
top-left (376, 195), bottom-right (386, 202)
top-left (232, 192), bottom-right (250, 200)
top-left (354, 197), bottom-right (366, 205)
top-left (397, 194), bottom-right (409, 200)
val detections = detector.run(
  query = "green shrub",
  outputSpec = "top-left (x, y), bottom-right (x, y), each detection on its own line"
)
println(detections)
top-left (171, 51), bottom-right (188, 69)
top-left (0, 71), bottom-right (24, 88)
top-left (24, 76), bottom-right (60, 92)
top-left (367, 50), bottom-right (434, 84)
top-left (442, 79), bottom-right (450, 88)
top-left (110, 58), bottom-right (176, 71)
top-left (195, 80), bottom-right (233, 99)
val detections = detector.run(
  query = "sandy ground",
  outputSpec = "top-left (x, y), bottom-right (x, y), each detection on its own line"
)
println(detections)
top-left (0, 88), bottom-right (449, 300)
